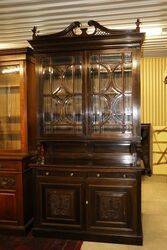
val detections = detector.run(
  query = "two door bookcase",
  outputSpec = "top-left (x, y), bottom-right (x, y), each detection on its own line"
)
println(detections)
top-left (29, 20), bottom-right (145, 245)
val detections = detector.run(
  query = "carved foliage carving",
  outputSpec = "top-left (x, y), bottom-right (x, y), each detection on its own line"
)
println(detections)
top-left (0, 176), bottom-right (16, 189)
top-left (47, 189), bottom-right (74, 218)
top-left (96, 191), bottom-right (127, 221)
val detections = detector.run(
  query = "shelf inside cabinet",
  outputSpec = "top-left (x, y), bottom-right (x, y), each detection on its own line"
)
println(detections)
top-left (0, 85), bottom-right (20, 88)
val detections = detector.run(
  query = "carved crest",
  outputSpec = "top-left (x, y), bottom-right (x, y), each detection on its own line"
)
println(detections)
top-left (31, 19), bottom-right (141, 40)
top-left (29, 19), bottom-right (144, 53)
top-left (32, 21), bottom-right (81, 39)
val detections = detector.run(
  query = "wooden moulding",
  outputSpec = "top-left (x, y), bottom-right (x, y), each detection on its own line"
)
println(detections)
top-left (29, 20), bottom-right (145, 53)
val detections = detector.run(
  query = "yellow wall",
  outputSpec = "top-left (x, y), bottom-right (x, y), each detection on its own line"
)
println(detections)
top-left (140, 57), bottom-right (167, 174)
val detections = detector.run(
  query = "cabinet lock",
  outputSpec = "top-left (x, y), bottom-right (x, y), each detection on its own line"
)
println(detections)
top-left (70, 172), bottom-right (74, 176)
top-left (45, 172), bottom-right (50, 176)
top-left (86, 200), bottom-right (88, 205)
top-left (96, 173), bottom-right (100, 177)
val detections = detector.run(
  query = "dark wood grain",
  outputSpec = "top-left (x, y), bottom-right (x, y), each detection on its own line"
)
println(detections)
top-left (29, 20), bottom-right (144, 245)
top-left (0, 48), bottom-right (35, 234)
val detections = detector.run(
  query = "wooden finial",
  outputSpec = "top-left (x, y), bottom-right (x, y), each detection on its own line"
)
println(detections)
top-left (32, 26), bottom-right (39, 39)
top-left (135, 18), bottom-right (141, 32)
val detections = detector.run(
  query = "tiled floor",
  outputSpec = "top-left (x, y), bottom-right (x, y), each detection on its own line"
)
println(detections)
top-left (81, 175), bottom-right (167, 250)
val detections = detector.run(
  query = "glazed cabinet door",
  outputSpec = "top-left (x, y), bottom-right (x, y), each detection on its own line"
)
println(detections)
top-left (86, 177), bottom-right (139, 235)
top-left (0, 61), bottom-right (23, 151)
top-left (39, 53), bottom-right (85, 137)
top-left (35, 175), bottom-right (85, 230)
top-left (88, 51), bottom-right (134, 137)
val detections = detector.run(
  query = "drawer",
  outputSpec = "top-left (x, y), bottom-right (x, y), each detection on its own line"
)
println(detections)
top-left (0, 174), bottom-right (16, 190)
top-left (93, 142), bottom-right (130, 153)
top-left (36, 169), bottom-right (135, 179)
top-left (36, 169), bottom-right (87, 178)
top-left (0, 160), bottom-right (21, 172)
top-left (88, 171), bottom-right (136, 179)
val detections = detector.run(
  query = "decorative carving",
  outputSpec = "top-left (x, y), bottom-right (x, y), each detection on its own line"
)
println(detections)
top-left (32, 26), bottom-right (39, 39)
top-left (130, 141), bottom-right (142, 166)
top-left (54, 21), bottom-right (81, 37)
top-left (47, 189), bottom-right (74, 218)
top-left (96, 191), bottom-right (126, 221)
top-left (135, 18), bottom-right (141, 32)
top-left (88, 20), bottom-right (120, 36)
top-left (32, 22), bottom-right (81, 39)
top-left (31, 19), bottom-right (141, 41)
top-left (84, 20), bottom-right (139, 37)
top-left (36, 142), bottom-right (45, 165)
top-left (0, 176), bottom-right (16, 189)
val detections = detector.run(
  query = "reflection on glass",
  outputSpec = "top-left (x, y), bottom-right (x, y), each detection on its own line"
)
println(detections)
top-left (0, 65), bottom-right (21, 149)
top-left (90, 54), bottom-right (122, 64)
top-left (112, 94), bottom-right (132, 125)
top-left (112, 65), bottom-right (122, 92)
top-left (65, 95), bottom-right (82, 124)
top-left (91, 65), bottom-right (110, 93)
top-left (42, 55), bottom-right (83, 134)
top-left (93, 95), bottom-right (110, 125)
top-left (90, 52), bottom-right (132, 134)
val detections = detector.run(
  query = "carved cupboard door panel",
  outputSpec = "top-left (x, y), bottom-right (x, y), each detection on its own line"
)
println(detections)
top-left (0, 173), bottom-right (17, 224)
top-left (86, 178), bottom-right (138, 235)
top-left (36, 177), bottom-right (85, 230)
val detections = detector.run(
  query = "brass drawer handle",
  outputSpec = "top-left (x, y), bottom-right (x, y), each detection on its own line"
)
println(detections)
top-left (2, 181), bottom-right (7, 185)
top-left (45, 172), bottom-right (50, 176)
top-left (86, 200), bottom-right (88, 205)
top-left (123, 174), bottom-right (127, 178)
top-left (70, 172), bottom-right (74, 177)
top-left (96, 173), bottom-right (100, 178)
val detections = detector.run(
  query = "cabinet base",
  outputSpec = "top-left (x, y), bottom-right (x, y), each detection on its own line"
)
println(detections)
top-left (32, 227), bottom-right (143, 246)
top-left (0, 218), bottom-right (34, 236)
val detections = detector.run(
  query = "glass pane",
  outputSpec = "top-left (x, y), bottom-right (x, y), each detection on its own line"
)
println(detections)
top-left (113, 94), bottom-right (132, 129)
top-left (90, 52), bottom-right (133, 134)
top-left (0, 65), bottom-right (21, 150)
top-left (65, 95), bottom-right (82, 124)
top-left (91, 65), bottom-right (110, 94)
top-left (41, 55), bottom-right (83, 135)
top-left (90, 54), bottom-right (122, 64)
top-left (93, 95), bottom-right (110, 132)
top-left (112, 64), bottom-right (122, 92)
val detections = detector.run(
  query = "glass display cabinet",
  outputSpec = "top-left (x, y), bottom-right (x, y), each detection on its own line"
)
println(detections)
top-left (29, 20), bottom-right (145, 245)
top-left (0, 48), bottom-right (36, 234)
top-left (40, 52), bottom-right (133, 137)
top-left (0, 63), bottom-right (21, 150)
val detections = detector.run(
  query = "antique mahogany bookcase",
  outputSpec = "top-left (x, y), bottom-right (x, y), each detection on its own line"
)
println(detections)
top-left (29, 20), bottom-right (145, 245)
top-left (0, 48), bottom-right (36, 234)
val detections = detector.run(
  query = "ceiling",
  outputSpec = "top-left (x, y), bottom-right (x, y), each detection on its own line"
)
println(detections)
top-left (0, 0), bottom-right (167, 56)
